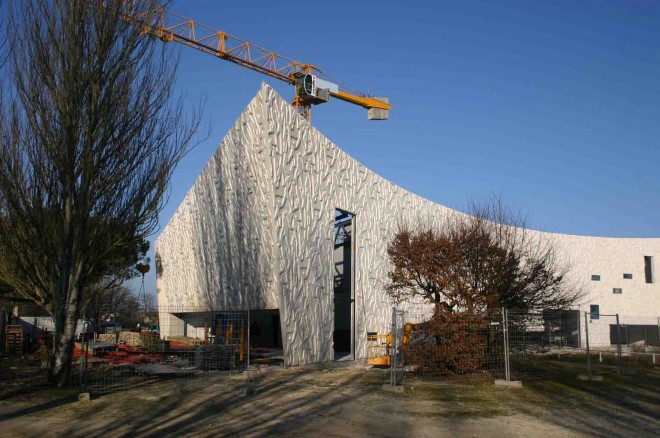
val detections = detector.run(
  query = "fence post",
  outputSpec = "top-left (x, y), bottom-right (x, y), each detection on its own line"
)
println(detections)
top-left (559, 312), bottom-right (563, 348)
top-left (584, 312), bottom-right (592, 378)
top-left (502, 308), bottom-right (510, 382)
top-left (615, 313), bottom-right (622, 373)
top-left (390, 307), bottom-right (397, 386)
top-left (400, 310), bottom-right (405, 384)
top-left (247, 309), bottom-right (250, 386)
top-left (577, 312), bottom-right (582, 348)
top-left (79, 328), bottom-right (84, 393)
top-left (84, 321), bottom-right (90, 390)
top-left (79, 319), bottom-right (91, 393)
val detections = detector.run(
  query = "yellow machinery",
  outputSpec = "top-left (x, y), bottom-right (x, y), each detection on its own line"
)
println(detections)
top-left (367, 332), bottom-right (393, 366)
top-left (122, 1), bottom-right (392, 121)
top-left (204, 323), bottom-right (247, 362)
top-left (367, 323), bottom-right (412, 366)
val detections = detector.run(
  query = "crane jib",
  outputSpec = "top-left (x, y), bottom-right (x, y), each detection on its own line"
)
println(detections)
top-left (122, 1), bottom-right (390, 120)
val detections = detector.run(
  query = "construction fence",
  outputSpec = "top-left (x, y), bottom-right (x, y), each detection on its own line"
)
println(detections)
top-left (3, 306), bottom-right (659, 396)
top-left (383, 308), bottom-right (660, 386)
top-left (1, 328), bottom-right (86, 398)
top-left (81, 309), bottom-right (254, 394)
top-left (1, 308), bottom-right (270, 396)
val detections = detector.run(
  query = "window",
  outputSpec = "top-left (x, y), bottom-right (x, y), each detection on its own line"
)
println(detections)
top-left (623, 273), bottom-right (632, 279)
top-left (591, 275), bottom-right (601, 281)
top-left (613, 288), bottom-right (622, 294)
top-left (644, 256), bottom-right (653, 283)
top-left (590, 304), bottom-right (600, 320)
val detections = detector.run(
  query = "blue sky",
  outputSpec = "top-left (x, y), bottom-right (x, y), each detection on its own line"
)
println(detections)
top-left (135, 0), bottom-right (660, 295)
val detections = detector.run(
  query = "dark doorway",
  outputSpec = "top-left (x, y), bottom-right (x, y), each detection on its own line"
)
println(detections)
top-left (333, 209), bottom-right (354, 360)
top-left (247, 309), bottom-right (282, 348)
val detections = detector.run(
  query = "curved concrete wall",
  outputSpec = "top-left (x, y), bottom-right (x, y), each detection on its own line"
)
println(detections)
top-left (156, 83), bottom-right (660, 365)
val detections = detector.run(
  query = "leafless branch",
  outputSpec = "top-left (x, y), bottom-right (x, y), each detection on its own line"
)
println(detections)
top-left (0, 0), bottom-right (199, 385)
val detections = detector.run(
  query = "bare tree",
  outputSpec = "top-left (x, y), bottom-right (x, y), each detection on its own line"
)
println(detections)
top-left (0, 1), bottom-right (6, 69)
top-left (386, 197), bottom-right (583, 314)
top-left (0, 0), bottom-right (199, 385)
top-left (85, 281), bottom-right (140, 332)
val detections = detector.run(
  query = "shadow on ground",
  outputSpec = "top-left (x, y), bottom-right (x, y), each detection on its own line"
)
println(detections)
top-left (61, 367), bottom-right (388, 436)
top-left (0, 360), bottom-right (658, 437)
top-left (518, 361), bottom-right (660, 437)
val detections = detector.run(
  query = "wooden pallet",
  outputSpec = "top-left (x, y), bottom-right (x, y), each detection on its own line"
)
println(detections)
top-left (6, 325), bottom-right (23, 355)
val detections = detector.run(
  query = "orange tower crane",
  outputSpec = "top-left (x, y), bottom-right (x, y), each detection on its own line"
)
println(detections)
top-left (124, 4), bottom-right (391, 121)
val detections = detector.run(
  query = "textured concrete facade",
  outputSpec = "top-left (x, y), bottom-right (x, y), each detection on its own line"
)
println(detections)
top-left (548, 233), bottom-right (660, 346)
top-left (156, 83), bottom-right (660, 365)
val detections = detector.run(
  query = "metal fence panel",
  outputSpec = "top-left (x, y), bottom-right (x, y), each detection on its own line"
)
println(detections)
top-left (80, 308), bottom-right (249, 394)
top-left (1, 307), bottom-right (258, 396)
top-left (505, 309), bottom-right (583, 379)
top-left (381, 307), bottom-right (660, 385)
top-left (389, 308), bottom-right (506, 383)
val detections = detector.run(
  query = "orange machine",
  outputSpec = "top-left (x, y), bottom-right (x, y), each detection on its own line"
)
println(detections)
top-left (367, 323), bottom-right (413, 366)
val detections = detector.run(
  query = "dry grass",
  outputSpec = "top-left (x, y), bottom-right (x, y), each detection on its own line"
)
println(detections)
top-left (0, 358), bottom-right (658, 437)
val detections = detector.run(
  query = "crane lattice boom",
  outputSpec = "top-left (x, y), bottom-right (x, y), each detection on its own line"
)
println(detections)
top-left (123, 2), bottom-right (391, 120)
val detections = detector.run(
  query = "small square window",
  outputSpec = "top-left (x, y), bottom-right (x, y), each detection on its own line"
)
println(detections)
top-left (613, 288), bottom-right (622, 294)
top-left (623, 273), bottom-right (632, 279)
top-left (591, 275), bottom-right (601, 281)
top-left (590, 304), bottom-right (599, 320)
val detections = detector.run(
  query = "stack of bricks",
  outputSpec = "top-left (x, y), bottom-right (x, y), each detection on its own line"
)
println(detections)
top-left (116, 331), bottom-right (159, 349)
top-left (118, 331), bottom-right (140, 347)
top-left (97, 333), bottom-right (118, 343)
top-left (139, 333), bottom-right (159, 350)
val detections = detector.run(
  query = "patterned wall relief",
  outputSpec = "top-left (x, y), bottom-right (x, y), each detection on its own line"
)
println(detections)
top-left (157, 83), bottom-right (660, 366)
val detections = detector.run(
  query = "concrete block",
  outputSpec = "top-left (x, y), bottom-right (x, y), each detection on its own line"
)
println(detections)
top-left (78, 392), bottom-right (91, 402)
top-left (243, 385), bottom-right (256, 396)
top-left (577, 374), bottom-right (603, 381)
top-left (368, 107), bottom-right (389, 120)
top-left (620, 367), bottom-right (637, 376)
top-left (382, 383), bottom-right (404, 393)
top-left (494, 379), bottom-right (523, 388)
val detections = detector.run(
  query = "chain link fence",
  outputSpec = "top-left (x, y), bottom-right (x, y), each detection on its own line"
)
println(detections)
top-left (0, 315), bottom-right (81, 397)
top-left (1, 308), bottom-right (259, 396)
top-left (580, 313), bottom-right (660, 377)
top-left (3, 305), bottom-right (659, 395)
top-left (382, 307), bottom-right (660, 387)
top-left (80, 308), bottom-right (251, 394)
top-left (504, 309), bottom-right (581, 378)
top-left (386, 308), bottom-right (507, 384)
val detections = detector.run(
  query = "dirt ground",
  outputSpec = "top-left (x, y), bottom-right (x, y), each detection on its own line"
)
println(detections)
top-left (0, 362), bottom-right (658, 437)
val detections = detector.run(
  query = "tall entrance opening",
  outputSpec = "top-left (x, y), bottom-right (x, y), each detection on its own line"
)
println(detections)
top-left (333, 209), bottom-right (355, 360)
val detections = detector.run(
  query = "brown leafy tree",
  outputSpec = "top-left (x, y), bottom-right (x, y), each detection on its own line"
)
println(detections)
top-left (0, 0), bottom-right (198, 385)
top-left (405, 311), bottom-right (491, 374)
top-left (387, 198), bottom-right (582, 374)
top-left (386, 198), bottom-right (581, 314)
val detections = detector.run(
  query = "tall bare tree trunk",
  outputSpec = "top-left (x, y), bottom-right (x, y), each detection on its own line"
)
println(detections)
top-left (51, 288), bottom-right (79, 385)
top-left (0, 1), bottom-right (199, 387)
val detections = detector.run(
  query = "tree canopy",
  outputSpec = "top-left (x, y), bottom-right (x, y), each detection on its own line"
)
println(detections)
top-left (386, 199), bottom-right (583, 314)
top-left (0, 0), bottom-right (198, 385)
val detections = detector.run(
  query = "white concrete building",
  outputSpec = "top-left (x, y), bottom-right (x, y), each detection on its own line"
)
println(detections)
top-left (155, 84), bottom-right (660, 365)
